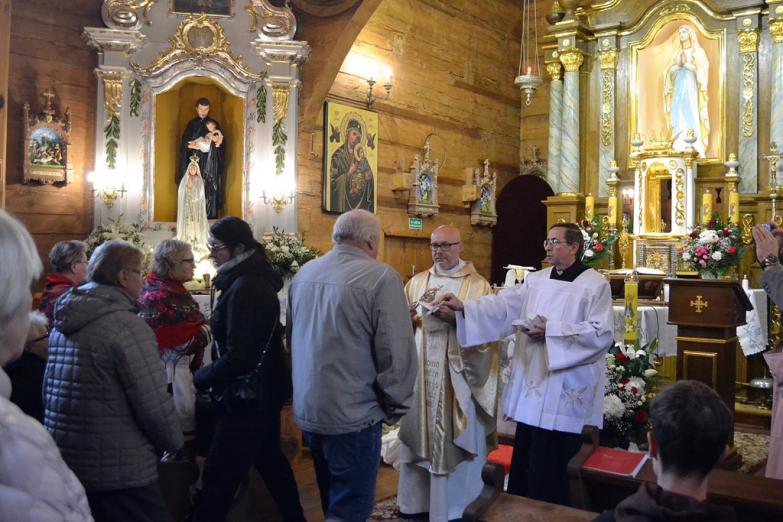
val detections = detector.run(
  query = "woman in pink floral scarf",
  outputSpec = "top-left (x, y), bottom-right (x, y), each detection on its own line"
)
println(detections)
top-left (138, 239), bottom-right (211, 458)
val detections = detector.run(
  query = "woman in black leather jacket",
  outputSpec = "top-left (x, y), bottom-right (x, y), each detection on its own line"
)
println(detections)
top-left (193, 217), bottom-right (304, 521)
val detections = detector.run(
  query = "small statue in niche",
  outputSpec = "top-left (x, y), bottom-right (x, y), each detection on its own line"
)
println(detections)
top-left (469, 159), bottom-right (497, 227)
top-left (23, 89), bottom-right (72, 185)
top-left (407, 140), bottom-right (440, 218)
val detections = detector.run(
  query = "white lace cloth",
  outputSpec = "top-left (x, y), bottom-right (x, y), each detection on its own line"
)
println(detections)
top-left (611, 288), bottom-right (768, 357)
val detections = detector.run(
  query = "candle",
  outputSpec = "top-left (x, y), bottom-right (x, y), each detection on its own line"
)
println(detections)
top-left (729, 190), bottom-right (740, 224)
top-left (702, 189), bottom-right (713, 224)
top-left (527, 65), bottom-right (532, 76)
top-left (585, 194), bottom-right (595, 221)
top-left (607, 195), bottom-right (618, 228)
top-left (624, 271), bottom-right (639, 343)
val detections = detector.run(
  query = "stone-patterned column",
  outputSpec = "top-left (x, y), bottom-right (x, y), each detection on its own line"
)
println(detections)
top-left (597, 42), bottom-right (618, 197)
top-left (559, 46), bottom-right (584, 195)
top-left (770, 8), bottom-right (783, 150)
top-left (546, 60), bottom-right (563, 193)
top-left (738, 18), bottom-right (759, 193)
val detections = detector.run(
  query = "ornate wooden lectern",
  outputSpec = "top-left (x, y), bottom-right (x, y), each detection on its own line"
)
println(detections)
top-left (666, 278), bottom-right (752, 455)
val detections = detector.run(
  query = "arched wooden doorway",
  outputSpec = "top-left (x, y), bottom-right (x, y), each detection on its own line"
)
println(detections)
top-left (490, 173), bottom-right (554, 285)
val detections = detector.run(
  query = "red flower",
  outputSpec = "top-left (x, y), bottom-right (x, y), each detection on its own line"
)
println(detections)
top-left (635, 410), bottom-right (647, 422)
top-left (723, 228), bottom-right (730, 237)
top-left (728, 246), bottom-right (737, 255)
top-left (690, 231), bottom-right (699, 239)
top-left (594, 243), bottom-right (604, 252)
top-left (631, 386), bottom-right (638, 394)
top-left (709, 220), bottom-right (716, 228)
top-left (619, 377), bottom-right (629, 385)
top-left (615, 352), bottom-right (627, 361)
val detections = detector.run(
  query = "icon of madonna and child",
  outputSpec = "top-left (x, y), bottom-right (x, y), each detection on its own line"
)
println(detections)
top-left (175, 97), bottom-right (224, 254)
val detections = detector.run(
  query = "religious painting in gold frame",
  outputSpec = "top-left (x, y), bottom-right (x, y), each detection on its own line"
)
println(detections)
top-left (323, 101), bottom-right (379, 214)
top-left (171, 0), bottom-right (232, 17)
top-left (628, 16), bottom-right (725, 162)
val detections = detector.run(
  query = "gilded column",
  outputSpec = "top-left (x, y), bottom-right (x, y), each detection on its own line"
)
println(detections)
top-left (770, 9), bottom-right (783, 152)
top-left (597, 42), bottom-right (618, 197)
top-left (738, 19), bottom-right (759, 193)
top-left (559, 46), bottom-right (584, 195)
top-left (546, 60), bottom-right (563, 193)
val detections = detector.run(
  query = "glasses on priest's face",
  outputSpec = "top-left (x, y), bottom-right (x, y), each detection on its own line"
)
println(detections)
top-left (543, 238), bottom-right (570, 248)
top-left (429, 241), bottom-right (461, 251)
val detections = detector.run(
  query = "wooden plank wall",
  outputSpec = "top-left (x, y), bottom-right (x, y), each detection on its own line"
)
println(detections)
top-left (5, 0), bottom-right (101, 275)
top-left (0, 0), bottom-right (11, 208)
top-left (296, 0), bottom-right (553, 280)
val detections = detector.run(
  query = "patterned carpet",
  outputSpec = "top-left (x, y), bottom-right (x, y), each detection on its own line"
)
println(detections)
top-left (369, 496), bottom-right (404, 521)
top-left (735, 430), bottom-right (770, 474)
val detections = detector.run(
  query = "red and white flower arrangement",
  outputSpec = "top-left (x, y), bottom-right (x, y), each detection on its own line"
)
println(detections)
top-left (602, 339), bottom-right (659, 450)
top-left (680, 213), bottom-right (742, 278)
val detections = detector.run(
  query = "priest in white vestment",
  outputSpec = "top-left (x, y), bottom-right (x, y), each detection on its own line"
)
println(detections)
top-left (432, 223), bottom-right (613, 506)
top-left (397, 225), bottom-right (499, 521)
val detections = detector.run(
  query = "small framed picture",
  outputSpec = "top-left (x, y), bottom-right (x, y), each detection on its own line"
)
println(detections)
top-left (171, 0), bottom-right (232, 17)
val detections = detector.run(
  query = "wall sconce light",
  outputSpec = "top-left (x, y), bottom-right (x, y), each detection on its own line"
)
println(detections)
top-left (366, 70), bottom-right (392, 110)
top-left (342, 52), bottom-right (393, 110)
top-left (261, 190), bottom-right (295, 213)
top-left (87, 170), bottom-right (127, 208)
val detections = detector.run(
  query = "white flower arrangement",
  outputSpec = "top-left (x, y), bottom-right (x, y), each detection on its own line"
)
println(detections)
top-left (260, 227), bottom-right (319, 279)
top-left (85, 216), bottom-right (146, 258)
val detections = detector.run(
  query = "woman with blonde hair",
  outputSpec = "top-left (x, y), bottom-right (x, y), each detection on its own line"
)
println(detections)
top-left (0, 209), bottom-right (93, 521)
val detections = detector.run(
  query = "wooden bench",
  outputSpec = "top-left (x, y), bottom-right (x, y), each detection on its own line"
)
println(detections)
top-left (465, 426), bottom-right (783, 521)
top-left (568, 428), bottom-right (783, 522)
top-left (463, 462), bottom-right (596, 521)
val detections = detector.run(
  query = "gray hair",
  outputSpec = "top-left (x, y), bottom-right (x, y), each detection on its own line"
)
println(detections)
top-left (88, 240), bottom-right (144, 286)
top-left (151, 239), bottom-right (192, 278)
top-left (48, 240), bottom-right (88, 273)
top-left (332, 209), bottom-right (380, 245)
top-left (0, 210), bottom-right (43, 324)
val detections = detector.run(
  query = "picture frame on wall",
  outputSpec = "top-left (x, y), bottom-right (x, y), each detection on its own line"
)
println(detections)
top-left (171, 0), bottom-right (233, 17)
top-left (322, 101), bottom-right (378, 214)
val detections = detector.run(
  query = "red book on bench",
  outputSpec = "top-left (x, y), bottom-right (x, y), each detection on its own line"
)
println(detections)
top-left (582, 447), bottom-right (649, 478)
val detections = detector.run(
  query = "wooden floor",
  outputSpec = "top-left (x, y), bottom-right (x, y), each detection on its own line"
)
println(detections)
top-left (291, 451), bottom-right (399, 521)
top-left (224, 449), bottom-right (400, 521)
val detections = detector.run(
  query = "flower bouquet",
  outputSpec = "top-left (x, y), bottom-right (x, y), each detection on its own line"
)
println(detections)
top-left (680, 213), bottom-right (742, 279)
top-left (580, 216), bottom-right (618, 269)
top-left (602, 339), bottom-right (659, 450)
top-left (85, 215), bottom-right (146, 258)
top-left (260, 227), bottom-right (320, 279)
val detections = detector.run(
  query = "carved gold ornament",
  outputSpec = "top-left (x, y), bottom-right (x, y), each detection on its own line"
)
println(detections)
top-left (101, 0), bottom-right (157, 29)
top-left (559, 49), bottom-right (584, 72)
top-left (546, 61), bottom-right (562, 81)
top-left (246, 0), bottom-right (296, 40)
top-left (741, 213), bottom-right (754, 245)
top-left (272, 83), bottom-right (290, 124)
top-left (771, 20), bottom-right (783, 44)
top-left (98, 69), bottom-right (125, 117)
top-left (741, 53), bottom-right (755, 138)
top-left (738, 28), bottom-right (759, 54)
top-left (690, 295), bottom-right (708, 313)
top-left (675, 167), bottom-right (685, 226)
top-left (132, 14), bottom-right (263, 79)
top-left (598, 48), bottom-right (618, 70)
top-left (600, 69), bottom-right (613, 147)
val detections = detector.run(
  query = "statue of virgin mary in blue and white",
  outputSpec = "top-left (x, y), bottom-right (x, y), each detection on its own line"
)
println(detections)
top-left (663, 25), bottom-right (710, 157)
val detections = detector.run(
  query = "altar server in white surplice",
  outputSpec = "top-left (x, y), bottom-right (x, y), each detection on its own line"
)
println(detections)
top-left (432, 223), bottom-right (613, 507)
top-left (397, 225), bottom-right (498, 521)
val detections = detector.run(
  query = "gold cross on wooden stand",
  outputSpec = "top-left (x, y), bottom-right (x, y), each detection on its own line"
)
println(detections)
top-left (690, 295), bottom-right (709, 313)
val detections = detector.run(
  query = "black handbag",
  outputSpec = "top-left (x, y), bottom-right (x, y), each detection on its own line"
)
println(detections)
top-left (208, 326), bottom-right (275, 415)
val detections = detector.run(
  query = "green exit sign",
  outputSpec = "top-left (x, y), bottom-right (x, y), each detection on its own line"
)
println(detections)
top-left (408, 217), bottom-right (423, 231)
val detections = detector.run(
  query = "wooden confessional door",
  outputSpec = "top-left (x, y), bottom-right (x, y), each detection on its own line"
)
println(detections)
top-left (491, 174), bottom-right (554, 285)
top-left (0, 0), bottom-right (10, 208)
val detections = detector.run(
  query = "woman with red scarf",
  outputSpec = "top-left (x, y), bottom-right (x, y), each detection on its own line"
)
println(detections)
top-left (39, 240), bottom-right (89, 326)
top-left (138, 239), bottom-right (211, 456)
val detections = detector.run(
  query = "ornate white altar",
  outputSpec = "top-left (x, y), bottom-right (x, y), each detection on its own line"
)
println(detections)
top-left (83, 1), bottom-right (310, 237)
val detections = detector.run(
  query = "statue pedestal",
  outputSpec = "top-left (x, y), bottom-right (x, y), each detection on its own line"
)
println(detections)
top-left (544, 193), bottom-right (585, 228)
